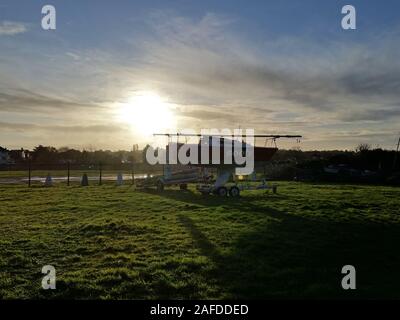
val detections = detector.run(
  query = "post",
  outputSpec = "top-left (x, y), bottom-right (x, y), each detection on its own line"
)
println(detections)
top-left (393, 136), bottom-right (400, 171)
top-left (99, 162), bottom-right (102, 185)
top-left (67, 161), bottom-right (70, 186)
top-left (28, 159), bottom-right (31, 187)
top-left (131, 161), bottom-right (135, 185)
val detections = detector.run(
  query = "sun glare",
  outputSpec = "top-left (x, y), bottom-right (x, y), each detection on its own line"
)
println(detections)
top-left (118, 92), bottom-right (176, 136)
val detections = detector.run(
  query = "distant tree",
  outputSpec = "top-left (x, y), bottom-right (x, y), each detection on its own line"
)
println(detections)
top-left (32, 145), bottom-right (58, 163)
top-left (58, 148), bottom-right (82, 163)
top-left (356, 143), bottom-right (371, 153)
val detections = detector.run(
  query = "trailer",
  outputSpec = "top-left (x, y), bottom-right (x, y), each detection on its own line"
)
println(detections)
top-left (196, 170), bottom-right (278, 198)
top-left (136, 165), bottom-right (206, 191)
top-left (196, 180), bottom-right (277, 197)
top-left (142, 133), bottom-right (301, 196)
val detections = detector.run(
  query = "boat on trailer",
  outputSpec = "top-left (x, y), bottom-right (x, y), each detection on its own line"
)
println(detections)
top-left (139, 133), bottom-right (302, 197)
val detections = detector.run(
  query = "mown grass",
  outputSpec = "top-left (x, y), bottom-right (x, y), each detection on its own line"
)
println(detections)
top-left (0, 181), bottom-right (399, 299)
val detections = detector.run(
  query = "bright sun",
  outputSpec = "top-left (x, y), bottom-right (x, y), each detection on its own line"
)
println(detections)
top-left (118, 92), bottom-right (176, 136)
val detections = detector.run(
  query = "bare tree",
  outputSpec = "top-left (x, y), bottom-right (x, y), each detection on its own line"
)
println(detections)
top-left (356, 143), bottom-right (371, 153)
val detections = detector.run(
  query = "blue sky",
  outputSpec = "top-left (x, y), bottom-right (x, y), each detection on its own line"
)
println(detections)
top-left (1, 0), bottom-right (400, 150)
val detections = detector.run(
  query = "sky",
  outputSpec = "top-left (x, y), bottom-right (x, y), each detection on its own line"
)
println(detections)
top-left (0, 0), bottom-right (400, 151)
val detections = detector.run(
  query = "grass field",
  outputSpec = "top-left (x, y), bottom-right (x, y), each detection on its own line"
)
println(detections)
top-left (1, 181), bottom-right (400, 299)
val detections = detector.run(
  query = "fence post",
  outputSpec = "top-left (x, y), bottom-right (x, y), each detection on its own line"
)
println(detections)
top-left (28, 159), bottom-right (31, 187)
top-left (67, 161), bottom-right (70, 186)
top-left (131, 161), bottom-right (135, 185)
top-left (392, 136), bottom-right (400, 171)
top-left (99, 162), bottom-right (102, 185)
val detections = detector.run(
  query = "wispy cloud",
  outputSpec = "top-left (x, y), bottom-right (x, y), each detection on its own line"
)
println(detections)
top-left (0, 10), bottom-right (399, 150)
top-left (66, 52), bottom-right (81, 61)
top-left (0, 121), bottom-right (126, 134)
top-left (120, 12), bottom-right (400, 142)
top-left (0, 88), bottom-right (106, 113)
top-left (0, 21), bottom-right (27, 36)
top-left (0, 121), bottom-right (133, 150)
top-left (133, 13), bottom-right (400, 122)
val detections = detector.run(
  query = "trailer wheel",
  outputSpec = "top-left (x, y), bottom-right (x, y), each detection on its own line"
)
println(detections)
top-left (216, 186), bottom-right (228, 197)
top-left (179, 184), bottom-right (188, 190)
top-left (157, 181), bottom-right (164, 192)
top-left (229, 186), bottom-right (240, 197)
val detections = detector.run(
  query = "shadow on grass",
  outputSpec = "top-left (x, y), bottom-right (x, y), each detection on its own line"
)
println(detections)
top-left (32, 187), bottom-right (400, 299)
top-left (174, 194), bottom-right (400, 298)
top-left (139, 188), bottom-right (290, 209)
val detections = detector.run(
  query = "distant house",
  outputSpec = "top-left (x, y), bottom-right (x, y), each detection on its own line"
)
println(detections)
top-left (0, 147), bottom-right (10, 165)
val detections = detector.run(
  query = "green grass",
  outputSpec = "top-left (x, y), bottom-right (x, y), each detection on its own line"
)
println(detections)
top-left (1, 181), bottom-right (400, 299)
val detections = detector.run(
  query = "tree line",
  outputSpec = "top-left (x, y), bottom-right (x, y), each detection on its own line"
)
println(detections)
top-left (3, 143), bottom-right (400, 172)
top-left (8, 145), bottom-right (143, 165)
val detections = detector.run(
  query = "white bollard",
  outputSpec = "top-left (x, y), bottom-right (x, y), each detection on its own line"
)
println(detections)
top-left (45, 173), bottom-right (53, 187)
top-left (81, 173), bottom-right (89, 186)
top-left (117, 173), bottom-right (123, 186)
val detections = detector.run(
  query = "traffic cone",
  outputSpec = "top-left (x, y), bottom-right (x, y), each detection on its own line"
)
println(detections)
top-left (45, 173), bottom-right (53, 187)
top-left (81, 173), bottom-right (89, 186)
top-left (116, 173), bottom-right (123, 186)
